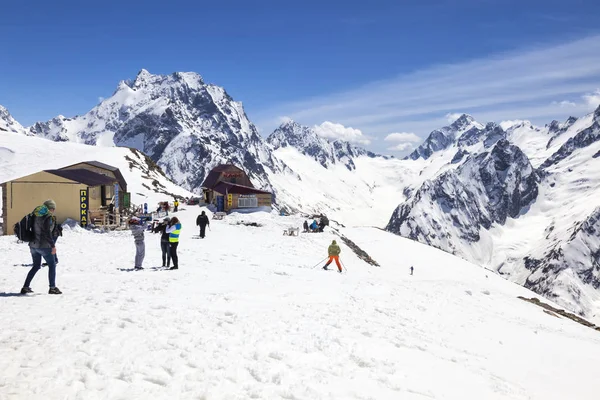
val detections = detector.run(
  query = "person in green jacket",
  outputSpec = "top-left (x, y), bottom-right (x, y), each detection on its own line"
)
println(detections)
top-left (323, 240), bottom-right (342, 273)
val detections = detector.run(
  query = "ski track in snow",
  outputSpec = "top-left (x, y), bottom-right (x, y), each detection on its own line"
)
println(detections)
top-left (1, 209), bottom-right (599, 400)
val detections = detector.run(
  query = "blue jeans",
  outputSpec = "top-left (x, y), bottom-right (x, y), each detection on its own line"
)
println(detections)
top-left (161, 241), bottom-right (171, 267)
top-left (25, 248), bottom-right (56, 288)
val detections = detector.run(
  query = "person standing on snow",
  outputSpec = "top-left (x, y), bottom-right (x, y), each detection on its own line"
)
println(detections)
top-left (196, 211), bottom-right (209, 238)
top-left (322, 240), bottom-right (342, 273)
top-left (303, 220), bottom-right (309, 233)
top-left (129, 217), bottom-right (146, 270)
top-left (166, 217), bottom-right (181, 270)
top-left (153, 217), bottom-right (172, 268)
top-left (21, 199), bottom-right (62, 295)
top-left (173, 199), bottom-right (179, 213)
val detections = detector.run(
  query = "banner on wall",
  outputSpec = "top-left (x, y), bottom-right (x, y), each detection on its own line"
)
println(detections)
top-left (114, 184), bottom-right (119, 209)
top-left (80, 188), bottom-right (89, 227)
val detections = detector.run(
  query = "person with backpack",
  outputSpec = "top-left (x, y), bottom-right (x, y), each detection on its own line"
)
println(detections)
top-left (196, 211), bottom-right (209, 238)
top-left (152, 217), bottom-right (172, 268)
top-left (165, 217), bottom-right (181, 270)
top-left (20, 200), bottom-right (62, 295)
top-left (322, 240), bottom-right (342, 273)
top-left (129, 217), bottom-right (145, 270)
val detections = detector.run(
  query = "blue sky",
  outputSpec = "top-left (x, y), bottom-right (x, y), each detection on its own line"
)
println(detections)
top-left (1, 0), bottom-right (600, 154)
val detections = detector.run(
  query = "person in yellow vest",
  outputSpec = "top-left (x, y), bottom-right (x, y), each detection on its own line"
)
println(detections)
top-left (165, 217), bottom-right (181, 270)
top-left (173, 199), bottom-right (179, 212)
top-left (322, 240), bottom-right (342, 273)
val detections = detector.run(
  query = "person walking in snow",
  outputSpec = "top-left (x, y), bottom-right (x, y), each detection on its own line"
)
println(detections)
top-left (410, 266), bottom-right (414, 275)
top-left (196, 211), bottom-right (209, 238)
top-left (21, 199), bottom-right (62, 295)
top-left (129, 217), bottom-right (146, 270)
top-left (153, 217), bottom-right (172, 268)
top-left (303, 220), bottom-right (309, 233)
top-left (173, 199), bottom-right (179, 213)
top-left (322, 240), bottom-right (342, 273)
top-left (166, 217), bottom-right (181, 270)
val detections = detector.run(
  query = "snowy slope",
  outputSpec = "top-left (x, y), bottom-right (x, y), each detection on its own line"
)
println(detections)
top-left (0, 131), bottom-right (193, 209)
top-left (1, 207), bottom-right (599, 399)
top-left (269, 147), bottom-right (415, 227)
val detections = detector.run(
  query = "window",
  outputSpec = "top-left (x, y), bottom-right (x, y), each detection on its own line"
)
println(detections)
top-left (238, 196), bottom-right (257, 208)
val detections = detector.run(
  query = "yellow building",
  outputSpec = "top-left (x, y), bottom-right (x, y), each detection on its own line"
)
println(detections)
top-left (1, 168), bottom-right (121, 235)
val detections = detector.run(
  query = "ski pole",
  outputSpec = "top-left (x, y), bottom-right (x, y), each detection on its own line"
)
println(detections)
top-left (341, 260), bottom-right (348, 273)
top-left (311, 257), bottom-right (328, 269)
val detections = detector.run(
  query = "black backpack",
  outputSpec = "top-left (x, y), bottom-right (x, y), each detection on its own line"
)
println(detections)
top-left (14, 213), bottom-right (36, 243)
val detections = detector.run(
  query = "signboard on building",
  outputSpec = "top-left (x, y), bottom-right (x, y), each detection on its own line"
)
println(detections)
top-left (80, 189), bottom-right (89, 227)
top-left (227, 193), bottom-right (233, 208)
top-left (114, 184), bottom-right (119, 209)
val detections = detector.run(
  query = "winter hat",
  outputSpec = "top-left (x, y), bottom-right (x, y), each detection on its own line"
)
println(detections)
top-left (163, 217), bottom-right (171, 222)
top-left (129, 217), bottom-right (141, 224)
top-left (43, 199), bottom-right (57, 210)
top-left (332, 240), bottom-right (337, 245)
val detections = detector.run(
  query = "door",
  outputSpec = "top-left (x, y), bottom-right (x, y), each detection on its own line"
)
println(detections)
top-left (216, 195), bottom-right (224, 212)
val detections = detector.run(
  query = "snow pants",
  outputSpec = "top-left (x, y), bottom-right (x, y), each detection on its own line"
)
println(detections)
top-left (135, 241), bottom-right (145, 268)
top-left (161, 241), bottom-right (171, 267)
top-left (199, 224), bottom-right (207, 238)
top-left (325, 256), bottom-right (342, 272)
top-left (169, 242), bottom-right (179, 268)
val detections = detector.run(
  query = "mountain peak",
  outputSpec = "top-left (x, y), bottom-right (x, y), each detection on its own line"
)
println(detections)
top-left (0, 104), bottom-right (27, 135)
top-left (450, 114), bottom-right (475, 130)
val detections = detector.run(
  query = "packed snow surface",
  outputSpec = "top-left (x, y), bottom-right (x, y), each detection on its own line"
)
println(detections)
top-left (1, 208), bottom-right (598, 400)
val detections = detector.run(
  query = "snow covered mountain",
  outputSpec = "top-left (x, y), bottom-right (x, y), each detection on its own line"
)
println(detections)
top-left (387, 106), bottom-right (600, 321)
top-left (25, 69), bottom-right (282, 192)
top-left (407, 114), bottom-right (484, 160)
top-left (0, 105), bottom-right (27, 135)
top-left (267, 120), bottom-right (379, 171)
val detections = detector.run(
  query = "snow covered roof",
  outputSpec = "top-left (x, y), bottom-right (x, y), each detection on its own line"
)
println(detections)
top-left (212, 182), bottom-right (270, 195)
top-left (45, 168), bottom-right (118, 187)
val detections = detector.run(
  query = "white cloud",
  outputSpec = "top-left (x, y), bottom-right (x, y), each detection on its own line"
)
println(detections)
top-left (445, 113), bottom-right (463, 123)
top-left (551, 100), bottom-right (576, 107)
top-left (254, 34), bottom-right (600, 152)
top-left (313, 121), bottom-right (371, 145)
top-left (278, 115), bottom-right (293, 124)
top-left (387, 143), bottom-right (414, 151)
top-left (384, 132), bottom-right (421, 143)
top-left (98, 97), bottom-right (105, 103)
top-left (583, 89), bottom-right (600, 109)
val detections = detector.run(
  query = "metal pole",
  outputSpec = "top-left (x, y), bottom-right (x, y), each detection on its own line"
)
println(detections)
top-left (341, 260), bottom-right (348, 273)
top-left (311, 257), bottom-right (328, 269)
